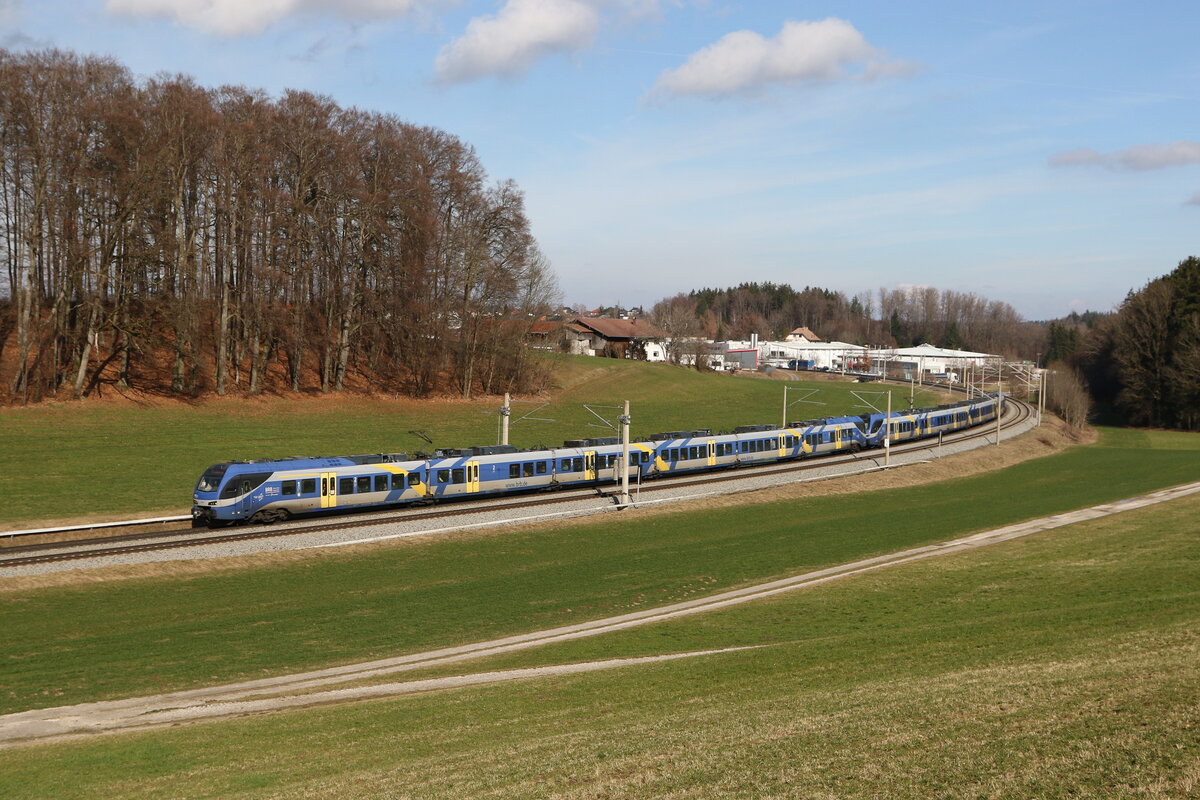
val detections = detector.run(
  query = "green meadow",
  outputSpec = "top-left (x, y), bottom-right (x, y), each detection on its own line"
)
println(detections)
top-left (2, 427), bottom-right (1197, 717)
top-left (0, 355), bottom-right (937, 527)
top-left (1, 451), bottom-right (1197, 798)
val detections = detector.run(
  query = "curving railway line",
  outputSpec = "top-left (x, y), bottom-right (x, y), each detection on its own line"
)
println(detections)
top-left (0, 396), bottom-right (1035, 571)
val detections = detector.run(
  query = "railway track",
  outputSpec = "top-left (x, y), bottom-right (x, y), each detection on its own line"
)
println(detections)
top-left (0, 397), bottom-right (1034, 570)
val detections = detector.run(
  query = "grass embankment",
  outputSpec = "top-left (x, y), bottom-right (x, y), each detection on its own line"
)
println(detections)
top-left (0, 355), bottom-right (934, 527)
top-left (2, 462), bottom-right (1198, 797)
top-left (2, 427), bottom-right (1197, 718)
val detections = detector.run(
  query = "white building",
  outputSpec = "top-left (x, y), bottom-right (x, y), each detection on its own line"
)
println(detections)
top-left (758, 340), bottom-right (868, 371)
top-left (867, 343), bottom-right (999, 380)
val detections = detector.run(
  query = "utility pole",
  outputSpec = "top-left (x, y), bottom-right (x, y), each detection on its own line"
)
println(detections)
top-left (500, 393), bottom-right (511, 446)
top-left (885, 390), bottom-right (892, 467)
top-left (1037, 370), bottom-right (1045, 427)
top-left (996, 384), bottom-right (1003, 445)
top-left (619, 400), bottom-right (631, 507)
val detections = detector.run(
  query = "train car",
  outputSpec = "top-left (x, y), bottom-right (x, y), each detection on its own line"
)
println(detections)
top-left (191, 453), bottom-right (428, 527)
top-left (192, 392), bottom-right (1006, 527)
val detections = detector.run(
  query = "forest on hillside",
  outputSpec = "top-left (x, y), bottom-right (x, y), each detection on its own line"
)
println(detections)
top-left (1057, 257), bottom-right (1200, 431)
top-left (0, 49), bottom-right (557, 404)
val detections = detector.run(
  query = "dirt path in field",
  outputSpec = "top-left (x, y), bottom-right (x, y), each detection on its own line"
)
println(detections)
top-left (2, 476), bottom-right (1197, 750)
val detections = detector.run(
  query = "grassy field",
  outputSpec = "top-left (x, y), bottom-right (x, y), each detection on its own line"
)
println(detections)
top-left (0, 355), bottom-right (938, 527)
top-left (2, 427), bottom-right (1198, 718)
top-left (1, 471), bottom-right (1197, 797)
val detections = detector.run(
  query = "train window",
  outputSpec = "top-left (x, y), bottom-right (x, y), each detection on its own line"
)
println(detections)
top-left (196, 464), bottom-right (229, 493)
top-left (629, 452), bottom-right (638, 466)
top-left (321, 478), bottom-right (328, 496)
top-left (219, 472), bottom-right (272, 499)
top-left (573, 457), bottom-right (584, 472)
top-left (356, 476), bottom-right (371, 493)
top-left (522, 462), bottom-right (534, 477)
top-left (281, 480), bottom-right (298, 496)
top-left (510, 464), bottom-right (521, 478)
top-left (437, 470), bottom-right (450, 484)
top-left (340, 477), bottom-right (354, 495)
top-left (641, 451), bottom-right (649, 463)
top-left (301, 478), bottom-right (316, 495)
top-left (375, 475), bottom-right (389, 492)
top-left (408, 472), bottom-right (421, 487)
top-left (537, 462), bottom-right (548, 474)
top-left (452, 468), bottom-right (465, 484)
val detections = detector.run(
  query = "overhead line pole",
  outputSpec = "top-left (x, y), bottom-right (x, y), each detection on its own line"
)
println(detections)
top-left (620, 400), bottom-right (631, 507)
top-left (996, 383), bottom-right (1003, 445)
top-left (500, 393), bottom-right (511, 446)
top-left (1038, 370), bottom-right (1045, 427)
top-left (885, 390), bottom-right (891, 467)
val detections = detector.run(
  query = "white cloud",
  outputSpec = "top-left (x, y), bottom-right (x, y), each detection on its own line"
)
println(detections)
top-left (1050, 141), bottom-right (1200, 171)
top-left (650, 17), bottom-right (911, 99)
top-left (435, 0), bottom-right (599, 83)
top-left (105, 0), bottom-right (427, 37)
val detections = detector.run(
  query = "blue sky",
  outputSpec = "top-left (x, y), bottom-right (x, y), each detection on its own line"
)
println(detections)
top-left (3, 1), bottom-right (1198, 319)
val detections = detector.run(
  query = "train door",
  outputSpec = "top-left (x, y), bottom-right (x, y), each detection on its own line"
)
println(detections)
top-left (320, 472), bottom-right (338, 508)
top-left (707, 440), bottom-right (717, 467)
top-left (584, 451), bottom-right (597, 481)
top-left (466, 461), bottom-right (480, 493)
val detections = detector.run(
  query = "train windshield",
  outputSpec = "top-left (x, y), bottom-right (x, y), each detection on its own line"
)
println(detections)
top-left (196, 464), bottom-right (229, 493)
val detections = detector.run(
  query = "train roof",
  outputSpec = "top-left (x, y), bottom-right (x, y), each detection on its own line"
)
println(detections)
top-left (646, 429), bottom-right (712, 442)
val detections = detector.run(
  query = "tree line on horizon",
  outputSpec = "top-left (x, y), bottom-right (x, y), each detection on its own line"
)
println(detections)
top-left (0, 48), bottom-right (557, 404)
top-left (648, 263), bottom-right (1199, 432)
top-left (651, 282), bottom-right (1043, 358)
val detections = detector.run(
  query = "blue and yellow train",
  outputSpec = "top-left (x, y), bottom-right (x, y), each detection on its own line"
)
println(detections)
top-left (191, 393), bottom-right (1002, 527)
